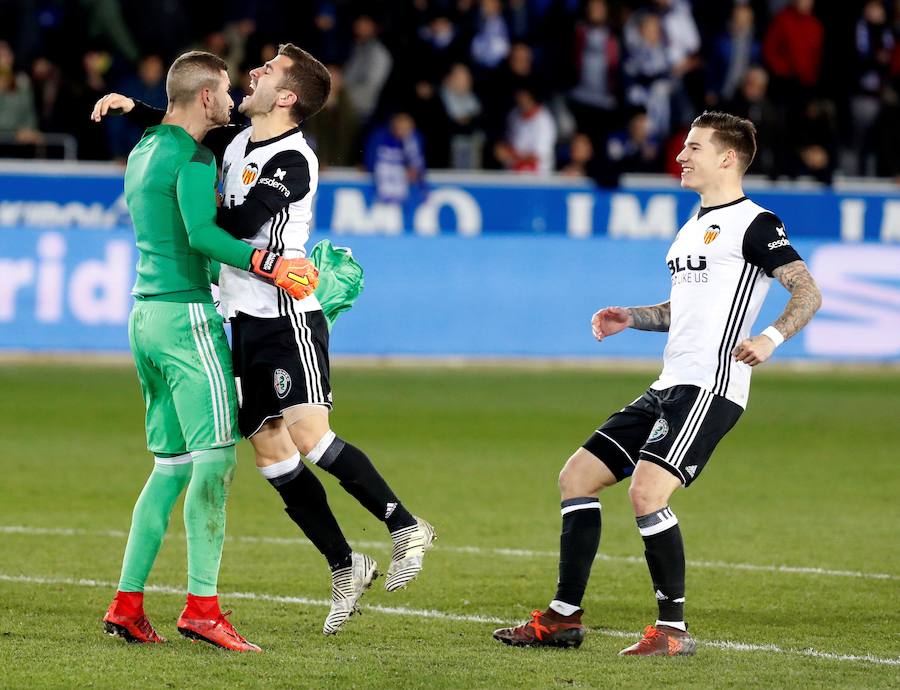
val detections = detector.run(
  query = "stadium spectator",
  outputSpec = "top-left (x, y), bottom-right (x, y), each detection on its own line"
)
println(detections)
top-left (81, 0), bottom-right (140, 63)
top-left (106, 54), bottom-right (166, 160)
top-left (302, 63), bottom-right (360, 168)
top-left (0, 0), bottom-right (897, 181)
top-left (849, 0), bottom-right (894, 175)
top-left (413, 12), bottom-right (468, 86)
top-left (763, 0), bottom-right (825, 106)
top-left (623, 11), bottom-right (673, 137)
top-left (479, 41), bottom-right (540, 145)
top-left (789, 97), bottom-right (840, 184)
top-left (651, 0), bottom-right (703, 121)
top-left (29, 56), bottom-right (65, 134)
top-left (67, 50), bottom-right (114, 160)
top-left (470, 0), bottom-right (511, 74)
top-left (494, 86), bottom-right (557, 174)
top-left (559, 132), bottom-right (598, 178)
top-left (0, 41), bottom-right (41, 150)
top-left (365, 112), bottom-right (427, 202)
top-left (706, 3), bottom-right (761, 105)
top-left (438, 63), bottom-right (484, 169)
top-left (567, 0), bottom-right (621, 146)
top-left (344, 15), bottom-right (393, 124)
top-left (871, 82), bottom-right (900, 180)
top-left (602, 107), bottom-right (662, 184)
top-left (724, 65), bottom-right (782, 178)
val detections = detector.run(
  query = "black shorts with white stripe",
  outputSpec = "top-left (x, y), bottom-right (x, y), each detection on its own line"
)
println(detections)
top-left (231, 309), bottom-right (332, 438)
top-left (582, 385), bottom-right (742, 487)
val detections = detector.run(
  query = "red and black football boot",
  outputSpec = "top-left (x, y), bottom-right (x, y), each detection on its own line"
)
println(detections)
top-left (492, 608), bottom-right (585, 648)
top-left (103, 592), bottom-right (166, 644)
top-left (618, 624), bottom-right (696, 656)
top-left (177, 602), bottom-right (261, 653)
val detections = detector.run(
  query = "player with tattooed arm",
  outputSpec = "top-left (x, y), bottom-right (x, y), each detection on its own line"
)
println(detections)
top-left (493, 111), bottom-right (821, 655)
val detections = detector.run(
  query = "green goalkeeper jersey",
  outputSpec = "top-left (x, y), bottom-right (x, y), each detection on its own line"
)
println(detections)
top-left (125, 124), bottom-right (255, 303)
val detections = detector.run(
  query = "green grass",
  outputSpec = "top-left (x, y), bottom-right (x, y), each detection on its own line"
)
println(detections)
top-left (0, 362), bottom-right (898, 688)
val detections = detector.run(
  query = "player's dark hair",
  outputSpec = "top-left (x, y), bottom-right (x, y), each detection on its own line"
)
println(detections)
top-left (277, 43), bottom-right (332, 124)
top-left (691, 111), bottom-right (757, 173)
top-left (166, 51), bottom-right (228, 106)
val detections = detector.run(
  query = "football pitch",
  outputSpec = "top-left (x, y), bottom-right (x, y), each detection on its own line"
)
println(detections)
top-left (0, 361), bottom-right (897, 688)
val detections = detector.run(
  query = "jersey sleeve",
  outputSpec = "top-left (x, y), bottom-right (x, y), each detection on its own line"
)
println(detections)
top-left (124, 101), bottom-right (245, 163)
top-left (216, 149), bottom-right (311, 239)
top-left (176, 149), bottom-right (255, 270)
top-left (124, 100), bottom-right (164, 130)
top-left (741, 211), bottom-right (802, 277)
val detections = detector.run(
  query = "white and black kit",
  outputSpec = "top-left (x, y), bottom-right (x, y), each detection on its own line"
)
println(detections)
top-left (214, 126), bottom-right (332, 437)
top-left (585, 197), bottom-right (801, 486)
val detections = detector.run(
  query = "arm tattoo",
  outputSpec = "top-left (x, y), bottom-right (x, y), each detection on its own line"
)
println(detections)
top-left (771, 260), bottom-right (822, 340)
top-left (628, 301), bottom-right (671, 332)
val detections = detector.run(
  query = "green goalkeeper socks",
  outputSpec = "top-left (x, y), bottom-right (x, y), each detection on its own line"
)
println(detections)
top-left (117, 457), bottom-right (193, 592)
top-left (183, 446), bottom-right (237, 596)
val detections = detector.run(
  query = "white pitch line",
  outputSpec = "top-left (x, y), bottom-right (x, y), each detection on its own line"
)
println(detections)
top-left (2, 525), bottom-right (897, 583)
top-left (0, 573), bottom-right (897, 667)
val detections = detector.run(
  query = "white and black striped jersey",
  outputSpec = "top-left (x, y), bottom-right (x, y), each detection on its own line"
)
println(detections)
top-left (650, 196), bottom-right (801, 408)
top-left (217, 126), bottom-right (320, 319)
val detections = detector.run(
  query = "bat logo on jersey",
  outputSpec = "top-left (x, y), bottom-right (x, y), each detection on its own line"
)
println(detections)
top-left (242, 162), bottom-right (260, 185)
top-left (274, 368), bottom-right (292, 399)
top-left (703, 224), bottom-right (721, 244)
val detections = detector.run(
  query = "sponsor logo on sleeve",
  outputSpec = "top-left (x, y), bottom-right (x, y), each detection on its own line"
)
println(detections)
top-left (257, 176), bottom-right (291, 197)
top-left (768, 226), bottom-right (791, 250)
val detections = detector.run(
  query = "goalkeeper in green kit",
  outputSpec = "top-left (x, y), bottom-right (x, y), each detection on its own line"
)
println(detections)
top-left (94, 51), bottom-right (317, 652)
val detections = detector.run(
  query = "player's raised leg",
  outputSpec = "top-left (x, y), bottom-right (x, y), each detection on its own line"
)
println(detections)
top-left (284, 405), bottom-right (435, 593)
top-left (618, 460), bottom-right (695, 656)
top-left (493, 447), bottom-right (618, 648)
top-left (252, 418), bottom-right (378, 634)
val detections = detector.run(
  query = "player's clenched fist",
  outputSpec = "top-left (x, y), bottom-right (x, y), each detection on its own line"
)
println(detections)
top-left (591, 306), bottom-right (632, 341)
top-left (250, 250), bottom-right (319, 300)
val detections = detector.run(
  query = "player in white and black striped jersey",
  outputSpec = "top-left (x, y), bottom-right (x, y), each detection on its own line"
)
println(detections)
top-left (493, 112), bottom-right (822, 655)
top-left (102, 44), bottom-right (434, 636)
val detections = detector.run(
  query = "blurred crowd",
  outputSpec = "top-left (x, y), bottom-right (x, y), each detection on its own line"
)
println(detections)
top-left (1, 0), bottom-right (899, 191)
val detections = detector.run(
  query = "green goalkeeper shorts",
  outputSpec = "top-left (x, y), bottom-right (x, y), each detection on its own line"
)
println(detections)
top-left (129, 300), bottom-right (239, 454)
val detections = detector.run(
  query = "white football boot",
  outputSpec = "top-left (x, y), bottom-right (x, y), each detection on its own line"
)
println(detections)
top-left (384, 517), bottom-right (436, 592)
top-left (323, 552), bottom-right (378, 635)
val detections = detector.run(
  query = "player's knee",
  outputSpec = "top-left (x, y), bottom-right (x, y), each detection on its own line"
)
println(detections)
top-left (558, 454), bottom-right (604, 498)
top-left (558, 464), bottom-right (577, 495)
top-left (628, 480), bottom-right (665, 514)
top-left (291, 425), bottom-right (329, 456)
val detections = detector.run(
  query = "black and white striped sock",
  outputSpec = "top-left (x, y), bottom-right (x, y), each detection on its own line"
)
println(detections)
top-left (637, 505), bottom-right (686, 629)
top-left (551, 497), bottom-right (601, 612)
top-left (260, 454), bottom-right (352, 571)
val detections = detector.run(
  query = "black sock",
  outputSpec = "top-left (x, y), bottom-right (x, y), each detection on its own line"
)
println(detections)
top-left (313, 437), bottom-right (416, 533)
top-left (637, 506), bottom-right (685, 625)
top-left (264, 456), bottom-right (352, 571)
top-left (553, 497), bottom-right (601, 608)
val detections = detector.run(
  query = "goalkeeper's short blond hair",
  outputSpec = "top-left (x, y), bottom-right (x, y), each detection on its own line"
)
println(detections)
top-left (166, 51), bottom-right (228, 106)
